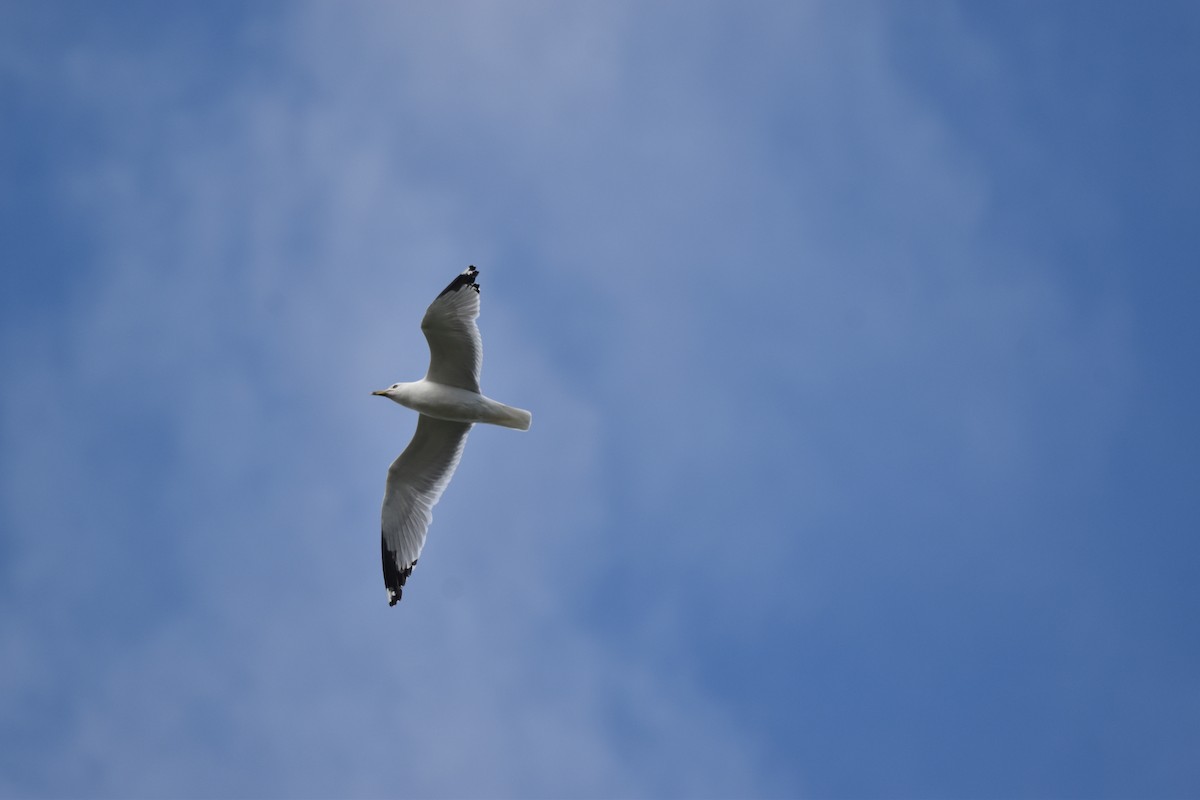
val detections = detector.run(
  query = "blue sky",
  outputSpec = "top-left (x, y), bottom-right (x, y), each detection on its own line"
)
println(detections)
top-left (2, 2), bottom-right (1198, 797)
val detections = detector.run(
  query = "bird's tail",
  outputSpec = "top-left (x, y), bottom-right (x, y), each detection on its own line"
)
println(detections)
top-left (488, 402), bottom-right (532, 431)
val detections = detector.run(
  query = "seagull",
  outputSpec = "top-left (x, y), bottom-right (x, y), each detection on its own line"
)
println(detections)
top-left (372, 266), bottom-right (531, 605)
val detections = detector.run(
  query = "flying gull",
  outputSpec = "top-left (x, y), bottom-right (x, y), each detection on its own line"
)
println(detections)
top-left (372, 266), bottom-right (531, 605)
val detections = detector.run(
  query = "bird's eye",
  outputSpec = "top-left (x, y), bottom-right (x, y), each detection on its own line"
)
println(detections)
top-left (392, 384), bottom-right (399, 389)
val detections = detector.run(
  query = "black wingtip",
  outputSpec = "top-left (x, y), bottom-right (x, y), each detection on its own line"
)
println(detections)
top-left (382, 539), bottom-right (417, 606)
top-left (437, 265), bottom-right (480, 298)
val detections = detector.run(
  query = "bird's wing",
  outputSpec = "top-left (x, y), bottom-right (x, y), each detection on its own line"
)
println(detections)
top-left (381, 414), bottom-right (472, 605)
top-left (422, 265), bottom-right (482, 392)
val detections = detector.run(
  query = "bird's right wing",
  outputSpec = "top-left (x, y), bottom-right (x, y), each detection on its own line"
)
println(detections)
top-left (421, 265), bottom-right (482, 392)
top-left (381, 414), bottom-right (472, 605)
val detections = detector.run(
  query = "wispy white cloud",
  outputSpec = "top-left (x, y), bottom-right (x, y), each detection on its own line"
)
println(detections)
top-left (1, 4), bottom-right (796, 796)
top-left (0, 1), bottom-right (1149, 797)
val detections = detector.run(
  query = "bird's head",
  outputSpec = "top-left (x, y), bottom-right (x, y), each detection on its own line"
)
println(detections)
top-left (372, 383), bottom-right (403, 399)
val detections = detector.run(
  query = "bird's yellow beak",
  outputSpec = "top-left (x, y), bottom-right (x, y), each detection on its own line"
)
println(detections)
top-left (371, 389), bottom-right (387, 396)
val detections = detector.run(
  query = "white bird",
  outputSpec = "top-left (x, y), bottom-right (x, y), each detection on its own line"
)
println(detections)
top-left (372, 266), bottom-right (531, 605)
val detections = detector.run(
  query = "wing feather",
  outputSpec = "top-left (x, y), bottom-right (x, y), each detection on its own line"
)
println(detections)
top-left (381, 414), bottom-right (472, 604)
top-left (422, 265), bottom-right (482, 392)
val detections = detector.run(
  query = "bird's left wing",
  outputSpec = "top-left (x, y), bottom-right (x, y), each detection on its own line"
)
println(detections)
top-left (421, 266), bottom-right (482, 392)
top-left (381, 414), bottom-right (472, 605)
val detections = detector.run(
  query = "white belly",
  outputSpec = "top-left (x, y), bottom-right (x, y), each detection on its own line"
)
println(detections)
top-left (385, 380), bottom-right (530, 430)
top-left (395, 381), bottom-right (500, 424)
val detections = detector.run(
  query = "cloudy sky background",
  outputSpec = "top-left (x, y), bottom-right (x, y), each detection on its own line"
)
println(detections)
top-left (2, 2), bottom-right (1199, 797)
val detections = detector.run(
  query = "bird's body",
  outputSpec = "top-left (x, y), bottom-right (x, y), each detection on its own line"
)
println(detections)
top-left (373, 266), bottom-right (530, 606)
top-left (382, 380), bottom-right (531, 430)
